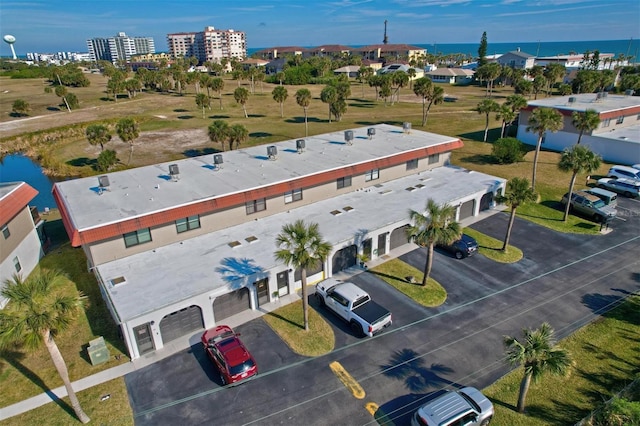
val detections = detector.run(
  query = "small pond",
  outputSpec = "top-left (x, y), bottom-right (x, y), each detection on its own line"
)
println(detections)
top-left (0, 154), bottom-right (56, 212)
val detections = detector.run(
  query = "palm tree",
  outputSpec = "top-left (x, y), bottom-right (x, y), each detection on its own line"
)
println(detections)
top-left (209, 77), bottom-right (225, 110)
top-left (407, 68), bottom-right (416, 89)
top-left (228, 124), bottom-right (249, 150)
top-left (295, 88), bottom-right (312, 137)
top-left (272, 86), bottom-right (288, 118)
top-left (208, 119), bottom-right (230, 152)
top-left (195, 93), bottom-right (211, 119)
top-left (275, 220), bottom-right (332, 331)
top-left (54, 85), bottom-right (71, 112)
top-left (390, 71), bottom-right (409, 104)
top-left (357, 66), bottom-right (373, 98)
top-left (233, 87), bottom-right (249, 118)
top-left (571, 109), bottom-right (600, 145)
top-left (476, 99), bottom-right (499, 142)
top-left (320, 85), bottom-right (337, 123)
top-left (86, 123), bottom-right (112, 152)
top-left (496, 104), bottom-right (516, 138)
top-left (558, 145), bottom-right (601, 221)
top-left (527, 107), bottom-right (564, 189)
top-left (413, 77), bottom-right (432, 126)
top-left (406, 199), bottom-right (461, 286)
top-left (504, 323), bottom-right (572, 413)
top-left (116, 117), bottom-right (139, 165)
top-left (495, 177), bottom-right (537, 251)
top-left (0, 271), bottom-right (91, 423)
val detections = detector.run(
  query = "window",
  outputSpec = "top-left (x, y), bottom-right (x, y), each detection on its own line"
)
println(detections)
top-left (176, 215), bottom-right (201, 233)
top-left (616, 116), bottom-right (624, 124)
top-left (124, 228), bottom-right (152, 248)
top-left (428, 154), bottom-right (440, 165)
top-left (602, 118), bottom-right (611, 127)
top-left (2, 226), bottom-right (9, 239)
top-left (13, 256), bottom-right (21, 273)
top-left (246, 198), bottom-right (266, 215)
top-left (337, 176), bottom-right (352, 189)
top-left (365, 169), bottom-right (379, 182)
top-left (284, 189), bottom-right (302, 204)
top-left (406, 158), bottom-right (418, 170)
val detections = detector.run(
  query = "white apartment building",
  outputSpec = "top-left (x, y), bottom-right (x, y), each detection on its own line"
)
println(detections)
top-left (167, 26), bottom-right (246, 64)
top-left (87, 32), bottom-right (155, 64)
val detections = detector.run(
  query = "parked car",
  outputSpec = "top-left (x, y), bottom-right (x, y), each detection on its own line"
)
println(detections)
top-left (597, 178), bottom-right (640, 198)
top-left (201, 325), bottom-right (257, 385)
top-left (584, 187), bottom-right (617, 207)
top-left (607, 165), bottom-right (640, 181)
top-left (411, 386), bottom-right (494, 426)
top-left (438, 234), bottom-right (479, 259)
top-left (315, 278), bottom-right (392, 337)
top-left (561, 190), bottom-right (617, 223)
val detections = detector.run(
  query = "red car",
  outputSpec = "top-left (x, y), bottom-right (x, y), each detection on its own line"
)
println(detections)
top-left (201, 325), bottom-right (257, 385)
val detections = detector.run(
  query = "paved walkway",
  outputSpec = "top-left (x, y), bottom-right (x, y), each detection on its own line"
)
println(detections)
top-left (0, 208), bottom-right (504, 421)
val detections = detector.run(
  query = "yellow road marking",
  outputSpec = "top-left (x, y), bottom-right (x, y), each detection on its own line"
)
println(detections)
top-left (365, 402), bottom-right (378, 415)
top-left (366, 402), bottom-right (395, 426)
top-left (329, 361), bottom-right (365, 399)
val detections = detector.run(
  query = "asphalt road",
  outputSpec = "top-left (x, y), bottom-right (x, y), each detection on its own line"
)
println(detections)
top-left (125, 196), bottom-right (640, 426)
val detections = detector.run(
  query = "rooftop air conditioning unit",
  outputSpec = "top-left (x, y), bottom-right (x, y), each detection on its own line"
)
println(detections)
top-left (344, 130), bottom-right (354, 145)
top-left (625, 89), bottom-right (634, 96)
top-left (296, 139), bottom-right (305, 154)
top-left (169, 164), bottom-right (180, 181)
top-left (267, 145), bottom-right (278, 160)
top-left (403, 122), bottom-right (412, 133)
top-left (98, 175), bottom-right (110, 195)
top-left (596, 92), bottom-right (603, 101)
top-left (568, 96), bottom-right (576, 104)
top-left (367, 128), bottom-right (376, 139)
top-left (213, 154), bottom-right (223, 170)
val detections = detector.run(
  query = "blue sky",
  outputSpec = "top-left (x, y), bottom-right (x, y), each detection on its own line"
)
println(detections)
top-left (1, 0), bottom-right (639, 56)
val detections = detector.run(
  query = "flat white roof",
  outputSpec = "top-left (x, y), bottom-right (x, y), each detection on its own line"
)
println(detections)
top-left (97, 165), bottom-right (504, 321)
top-left (54, 124), bottom-right (458, 231)
top-left (595, 123), bottom-right (640, 144)
top-left (526, 93), bottom-right (639, 114)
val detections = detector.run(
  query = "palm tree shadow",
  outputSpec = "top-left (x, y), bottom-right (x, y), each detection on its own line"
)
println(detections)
top-left (380, 348), bottom-right (456, 392)
top-left (0, 349), bottom-right (76, 417)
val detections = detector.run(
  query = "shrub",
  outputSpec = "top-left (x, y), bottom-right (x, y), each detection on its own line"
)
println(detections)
top-left (97, 149), bottom-right (118, 171)
top-left (492, 137), bottom-right (525, 164)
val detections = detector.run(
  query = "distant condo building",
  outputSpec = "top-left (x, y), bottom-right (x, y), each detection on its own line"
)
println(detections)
top-left (87, 32), bottom-right (155, 64)
top-left (167, 26), bottom-right (246, 64)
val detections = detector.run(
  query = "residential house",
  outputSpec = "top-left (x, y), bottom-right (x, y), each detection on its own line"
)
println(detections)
top-left (252, 46), bottom-right (307, 60)
top-left (516, 93), bottom-right (640, 165)
top-left (0, 182), bottom-right (46, 308)
top-left (495, 48), bottom-right (535, 70)
top-left (53, 124), bottom-right (505, 359)
top-left (426, 68), bottom-right (475, 85)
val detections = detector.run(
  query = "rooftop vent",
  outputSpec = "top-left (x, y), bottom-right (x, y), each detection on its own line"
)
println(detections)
top-left (98, 175), bottom-right (110, 195)
top-left (267, 145), bottom-right (278, 160)
top-left (625, 89), bottom-right (634, 96)
top-left (595, 92), bottom-right (604, 101)
top-left (568, 96), bottom-right (576, 104)
top-left (344, 130), bottom-right (354, 145)
top-left (367, 128), bottom-right (376, 139)
top-left (213, 154), bottom-right (223, 170)
top-left (296, 139), bottom-right (305, 154)
top-left (403, 122), bottom-right (412, 133)
top-left (169, 164), bottom-right (180, 181)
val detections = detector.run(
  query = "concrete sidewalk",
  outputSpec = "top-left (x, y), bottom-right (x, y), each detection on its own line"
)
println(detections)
top-left (0, 207), bottom-right (504, 421)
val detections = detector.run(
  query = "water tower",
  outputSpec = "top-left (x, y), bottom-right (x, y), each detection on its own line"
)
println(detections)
top-left (3, 35), bottom-right (17, 60)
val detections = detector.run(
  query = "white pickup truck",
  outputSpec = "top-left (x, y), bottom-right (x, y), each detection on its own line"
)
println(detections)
top-left (315, 278), bottom-right (392, 337)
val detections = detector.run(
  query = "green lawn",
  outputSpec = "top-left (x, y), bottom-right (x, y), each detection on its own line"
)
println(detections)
top-left (369, 258), bottom-right (447, 307)
top-left (484, 295), bottom-right (640, 425)
top-left (262, 299), bottom-right (335, 356)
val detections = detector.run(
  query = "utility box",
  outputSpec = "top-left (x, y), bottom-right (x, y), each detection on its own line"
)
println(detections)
top-left (87, 336), bottom-right (110, 366)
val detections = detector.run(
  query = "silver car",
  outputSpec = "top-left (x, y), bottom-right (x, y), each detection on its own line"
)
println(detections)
top-left (598, 178), bottom-right (640, 198)
top-left (561, 190), bottom-right (617, 223)
top-left (411, 387), bottom-right (494, 426)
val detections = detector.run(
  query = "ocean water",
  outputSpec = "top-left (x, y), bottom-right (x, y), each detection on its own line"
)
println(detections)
top-left (248, 39), bottom-right (639, 59)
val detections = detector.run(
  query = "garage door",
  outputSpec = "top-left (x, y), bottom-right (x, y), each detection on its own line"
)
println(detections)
top-left (213, 288), bottom-right (251, 322)
top-left (159, 305), bottom-right (204, 343)
top-left (390, 225), bottom-right (410, 250)
top-left (459, 199), bottom-right (475, 220)
top-left (332, 245), bottom-right (357, 274)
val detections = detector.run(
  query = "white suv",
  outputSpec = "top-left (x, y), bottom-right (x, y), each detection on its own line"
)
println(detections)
top-left (607, 165), bottom-right (640, 181)
top-left (411, 387), bottom-right (494, 426)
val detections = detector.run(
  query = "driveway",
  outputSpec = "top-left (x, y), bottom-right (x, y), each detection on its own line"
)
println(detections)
top-left (127, 196), bottom-right (640, 425)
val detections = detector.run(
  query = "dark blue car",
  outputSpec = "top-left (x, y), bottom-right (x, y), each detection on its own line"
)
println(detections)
top-left (438, 234), bottom-right (479, 259)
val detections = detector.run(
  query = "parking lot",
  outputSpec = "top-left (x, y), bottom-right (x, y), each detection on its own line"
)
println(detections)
top-left (126, 195), bottom-right (640, 425)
